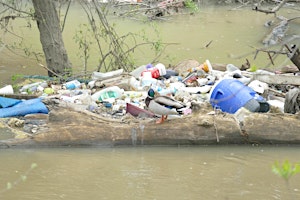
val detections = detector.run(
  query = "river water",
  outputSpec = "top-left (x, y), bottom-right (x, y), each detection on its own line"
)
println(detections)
top-left (1, 2), bottom-right (299, 85)
top-left (0, 146), bottom-right (299, 200)
top-left (1, 3), bottom-right (300, 200)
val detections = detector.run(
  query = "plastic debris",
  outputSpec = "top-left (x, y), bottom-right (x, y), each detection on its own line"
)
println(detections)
top-left (2, 59), bottom-right (298, 120)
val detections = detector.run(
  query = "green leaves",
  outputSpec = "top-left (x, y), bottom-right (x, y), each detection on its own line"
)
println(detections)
top-left (272, 160), bottom-right (300, 181)
top-left (184, 0), bottom-right (199, 13)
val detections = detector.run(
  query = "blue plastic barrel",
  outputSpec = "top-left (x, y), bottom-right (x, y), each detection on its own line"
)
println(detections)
top-left (210, 79), bottom-right (263, 114)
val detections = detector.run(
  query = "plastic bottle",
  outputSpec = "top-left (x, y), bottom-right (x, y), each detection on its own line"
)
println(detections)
top-left (157, 87), bottom-right (177, 96)
top-left (129, 77), bottom-right (143, 91)
top-left (63, 80), bottom-right (81, 90)
top-left (141, 76), bottom-right (164, 88)
top-left (87, 80), bottom-right (95, 89)
top-left (91, 69), bottom-right (124, 81)
top-left (91, 86), bottom-right (124, 102)
top-left (203, 59), bottom-right (213, 73)
top-left (19, 81), bottom-right (47, 93)
top-left (130, 65), bottom-right (147, 78)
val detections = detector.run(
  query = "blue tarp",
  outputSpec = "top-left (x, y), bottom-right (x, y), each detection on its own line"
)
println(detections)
top-left (0, 97), bottom-right (48, 118)
top-left (0, 96), bottom-right (22, 108)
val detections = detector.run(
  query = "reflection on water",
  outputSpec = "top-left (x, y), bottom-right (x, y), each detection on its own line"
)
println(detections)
top-left (0, 146), bottom-right (299, 200)
top-left (1, 4), bottom-right (299, 85)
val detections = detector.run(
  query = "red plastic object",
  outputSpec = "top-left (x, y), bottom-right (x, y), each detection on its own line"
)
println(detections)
top-left (141, 67), bottom-right (160, 79)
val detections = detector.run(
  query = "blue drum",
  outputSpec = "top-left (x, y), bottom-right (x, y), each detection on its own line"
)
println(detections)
top-left (210, 79), bottom-right (268, 114)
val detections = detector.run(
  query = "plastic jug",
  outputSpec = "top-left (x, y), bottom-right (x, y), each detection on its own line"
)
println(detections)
top-left (91, 86), bottom-right (124, 102)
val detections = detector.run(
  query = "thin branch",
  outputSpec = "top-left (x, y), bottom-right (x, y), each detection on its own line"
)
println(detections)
top-left (61, 0), bottom-right (72, 32)
top-left (0, 22), bottom-right (24, 39)
top-left (252, 0), bottom-right (288, 15)
top-left (0, 2), bottom-right (32, 16)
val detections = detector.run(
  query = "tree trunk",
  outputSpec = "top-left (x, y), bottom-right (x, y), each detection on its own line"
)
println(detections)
top-left (32, 0), bottom-right (72, 77)
top-left (290, 45), bottom-right (300, 71)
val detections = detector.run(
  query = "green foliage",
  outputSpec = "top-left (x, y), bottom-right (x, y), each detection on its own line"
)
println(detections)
top-left (139, 22), bottom-right (164, 55)
top-left (184, 0), bottom-right (199, 13)
top-left (73, 23), bottom-right (93, 74)
top-left (11, 74), bottom-right (24, 91)
top-left (272, 160), bottom-right (300, 181)
top-left (152, 23), bottom-right (163, 53)
top-left (11, 74), bottom-right (24, 83)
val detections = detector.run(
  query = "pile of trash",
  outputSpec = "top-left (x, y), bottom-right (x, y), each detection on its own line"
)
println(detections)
top-left (0, 59), bottom-right (299, 121)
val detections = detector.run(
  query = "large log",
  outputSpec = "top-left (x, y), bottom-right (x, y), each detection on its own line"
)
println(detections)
top-left (0, 107), bottom-right (300, 148)
top-left (251, 74), bottom-right (300, 86)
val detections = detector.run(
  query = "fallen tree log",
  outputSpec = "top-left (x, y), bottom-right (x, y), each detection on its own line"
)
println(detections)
top-left (251, 74), bottom-right (300, 86)
top-left (0, 106), bottom-right (300, 148)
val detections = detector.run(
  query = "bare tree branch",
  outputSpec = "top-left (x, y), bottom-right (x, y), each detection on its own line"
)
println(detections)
top-left (0, 1), bottom-right (32, 16)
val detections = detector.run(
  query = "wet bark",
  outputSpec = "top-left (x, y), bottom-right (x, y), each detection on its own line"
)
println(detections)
top-left (290, 45), bottom-right (300, 71)
top-left (1, 107), bottom-right (300, 148)
top-left (32, 0), bottom-right (72, 77)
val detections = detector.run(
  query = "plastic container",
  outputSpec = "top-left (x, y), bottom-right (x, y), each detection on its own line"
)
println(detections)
top-left (19, 81), bottom-right (47, 93)
top-left (209, 79), bottom-right (267, 114)
top-left (141, 77), bottom-right (164, 88)
top-left (130, 65), bottom-right (147, 78)
top-left (179, 85), bottom-right (212, 94)
top-left (91, 69), bottom-right (124, 81)
top-left (91, 86), bottom-right (124, 102)
top-left (157, 87), bottom-right (177, 96)
top-left (63, 80), bottom-right (81, 90)
top-left (141, 64), bottom-right (160, 79)
top-left (155, 63), bottom-right (167, 76)
top-left (0, 85), bottom-right (14, 95)
top-left (129, 77), bottom-right (144, 91)
top-left (248, 80), bottom-right (269, 94)
top-left (203, 59), bottom-right (213, 73)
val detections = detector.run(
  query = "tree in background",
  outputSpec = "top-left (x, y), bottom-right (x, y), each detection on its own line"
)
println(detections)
top-left (0, 0), bottom-right (72, 78)
top-left (32, 0), bottom-right (72, 77)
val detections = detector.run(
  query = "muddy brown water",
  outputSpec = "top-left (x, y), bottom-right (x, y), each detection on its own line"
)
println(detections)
top-left (1, 4), bottom-right (299, 85)
top-left (0, 146), bottom-right (300, 200)
top-left (0, 4), bottom-right (300, 200)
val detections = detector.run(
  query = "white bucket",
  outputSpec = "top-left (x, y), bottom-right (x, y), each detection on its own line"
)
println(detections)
top-left (0, 85), bottom-right (14, 95)
top-left (155, 63), bottom-right (167, 76)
